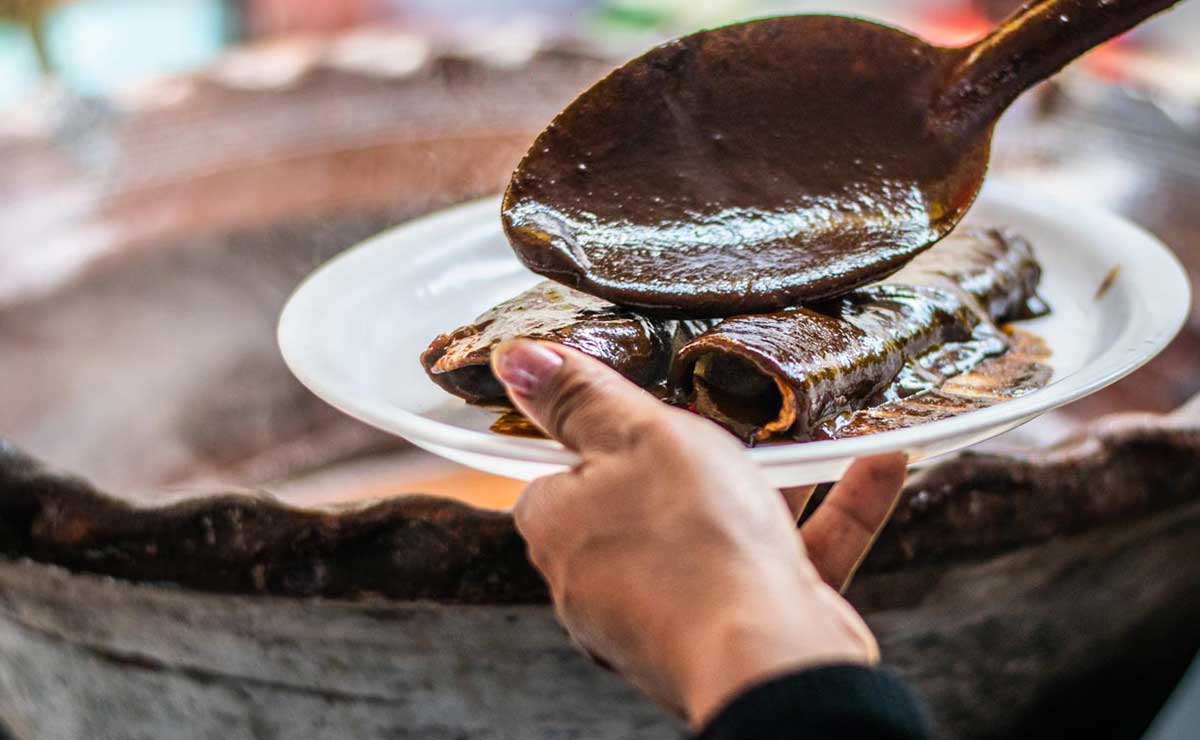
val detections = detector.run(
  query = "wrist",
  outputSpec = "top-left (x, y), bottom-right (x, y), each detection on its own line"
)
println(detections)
top-left (663, 594), bottom-right (874, 728)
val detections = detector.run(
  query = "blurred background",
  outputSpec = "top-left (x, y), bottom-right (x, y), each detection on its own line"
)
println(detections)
top-left (2, 0), bottom-right (1199, 511)
top-left (1, 0), bottom-right (1199, 105)
top-left (2, 0), bottom-right (1200, 105)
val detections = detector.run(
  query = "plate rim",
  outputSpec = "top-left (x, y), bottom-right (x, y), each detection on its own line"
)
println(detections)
top-left (278, 180), bottom-right (1192, 470)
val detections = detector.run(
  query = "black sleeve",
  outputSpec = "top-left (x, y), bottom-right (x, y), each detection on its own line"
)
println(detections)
top-left (694, 664), bottom-right (932, 740)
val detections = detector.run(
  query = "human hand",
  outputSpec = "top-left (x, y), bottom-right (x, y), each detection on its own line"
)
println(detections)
top-left (491, 339), bottom-right (908, 727)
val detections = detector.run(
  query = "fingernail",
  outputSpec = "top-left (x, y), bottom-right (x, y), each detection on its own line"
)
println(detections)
top-left (492, 341), bottom-right (564, 396)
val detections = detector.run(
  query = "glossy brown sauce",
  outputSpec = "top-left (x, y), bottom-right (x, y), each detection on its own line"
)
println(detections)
top-left (676, 285), bottom-right (979, 442)
top-left (819, 327), bottom-right (1051, 439)
top-left (421, 281), bottom-right (688, 404)
top-left (664, 227), bottom-right (1045, 442)
top-left (502, 16), bottom-right (989, 317)
top-left (489, 410), bottom-right (546, 438)
top-left (490, 327), bottom-right (1051, 443)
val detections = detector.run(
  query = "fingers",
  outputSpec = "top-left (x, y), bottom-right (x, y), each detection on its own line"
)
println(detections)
top-left (779, 485), bottom-right (817, 521)
top-left (800, 453), bottom-right (908, 592)
top-left (491, 339), bottom-right (664, 454)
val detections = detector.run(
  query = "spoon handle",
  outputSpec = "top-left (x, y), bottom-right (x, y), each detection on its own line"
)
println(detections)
top-left (934, 0), bottom-right (1182, 134)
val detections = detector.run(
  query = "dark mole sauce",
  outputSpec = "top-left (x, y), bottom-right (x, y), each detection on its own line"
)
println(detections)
top-left (502, 16), bottom-right (989, 317)
top-left (813, 327), bottom-right (1050, 440)
top-left (489, 327), bottom-right (1051, 442)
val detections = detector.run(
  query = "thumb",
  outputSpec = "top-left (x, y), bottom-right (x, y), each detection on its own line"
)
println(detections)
top-left (491, 339), bottom-right (664, 454)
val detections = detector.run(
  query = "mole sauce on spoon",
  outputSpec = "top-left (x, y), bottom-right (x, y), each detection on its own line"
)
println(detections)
top-left (502, 0), bottom-right (1181, 317)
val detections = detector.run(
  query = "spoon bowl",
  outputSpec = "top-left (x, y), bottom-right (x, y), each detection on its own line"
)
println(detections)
top-left (503, 1), bottom-right (1181, 317)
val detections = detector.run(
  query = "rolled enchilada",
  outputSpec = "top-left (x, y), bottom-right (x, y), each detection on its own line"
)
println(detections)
top-left (421, 280), bottom-right (708, 404)
top-left (671, 228), bottom-right (1046, 442)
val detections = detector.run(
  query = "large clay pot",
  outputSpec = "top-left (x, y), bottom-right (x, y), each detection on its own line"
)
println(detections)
top-left (2, 31), bottom-right (1198, 740)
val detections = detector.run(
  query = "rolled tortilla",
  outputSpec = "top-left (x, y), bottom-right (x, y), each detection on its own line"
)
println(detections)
top-left (421, 281), bottom-right (709, 404)
top-left (672, 228), bottom-right (1046, 442)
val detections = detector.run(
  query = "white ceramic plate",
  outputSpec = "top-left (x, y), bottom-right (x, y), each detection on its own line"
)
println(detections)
top-left (279, 180), bottom-right (1190, 487)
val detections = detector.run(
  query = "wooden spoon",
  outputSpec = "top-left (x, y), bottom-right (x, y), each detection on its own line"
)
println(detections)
top-left (502, 0), bottom-right (1181, 317)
